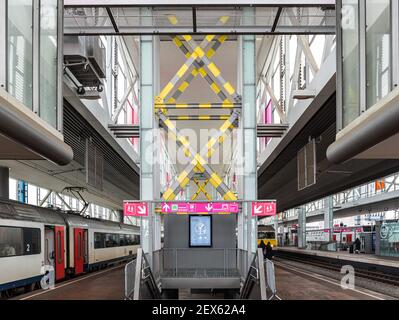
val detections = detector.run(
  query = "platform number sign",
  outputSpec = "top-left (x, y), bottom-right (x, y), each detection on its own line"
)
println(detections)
top-left (124, 202), bottom-right (149, 217)
top-left (252, 201), bottom-right (277, 217)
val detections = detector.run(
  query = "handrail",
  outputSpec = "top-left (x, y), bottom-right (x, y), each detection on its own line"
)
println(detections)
top-left (240, 248), bottom-right (274, 300)
top-left (124, 248), bottom-right (162, 300)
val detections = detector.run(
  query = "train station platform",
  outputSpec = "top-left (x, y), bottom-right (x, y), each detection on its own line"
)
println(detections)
top-left (276, 247), bottom-right (399, 270)
top-left (13, 265), bottom-right (126, 300)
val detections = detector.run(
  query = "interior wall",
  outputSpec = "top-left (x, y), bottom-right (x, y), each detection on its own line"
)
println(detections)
top-left (164, 214), bottom-right (237, 249)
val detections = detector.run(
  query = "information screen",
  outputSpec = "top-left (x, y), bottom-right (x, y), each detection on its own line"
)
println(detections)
top-left (189, 215), bottom-right (212, 247)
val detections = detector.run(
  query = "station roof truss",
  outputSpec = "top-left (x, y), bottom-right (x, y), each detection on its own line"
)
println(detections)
top-left (64, 3), bottom-right (336, 35)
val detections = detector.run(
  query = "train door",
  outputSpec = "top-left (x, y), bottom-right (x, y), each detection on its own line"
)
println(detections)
top-left (54, 226), bottom-right (65, 281)
top-left (74, 228), bottom-right (85, 275)
top-left (346, 234), bottom-right (353, 243)
top-left (44, 228), bottom-right (55, 268)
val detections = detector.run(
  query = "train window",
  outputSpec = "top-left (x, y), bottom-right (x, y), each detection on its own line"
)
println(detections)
top-left (23, 228), bottom-right (40, 255)
top-left (94, 233), bottom-right (105, 249)
top-left (78, 233), bottom-right (81, 257)
top-left (57, 231), bottom-right (62, 263)
top-left (125, 235), bottom-right (133, 246)
top-left (0, 226), bottom-right (40, 258)
top-left (93, 232), bottom-right (139, 249)
top-left (0, 226), bottom-right (23, 257)
top-left (119, 235), bottom-right (125, 246)
top-left (105, 234), bottom-right (118, 248)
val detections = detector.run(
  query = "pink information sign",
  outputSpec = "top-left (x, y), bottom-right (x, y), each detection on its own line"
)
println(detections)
top-left (252, 201), bottom-right (277, 217)
top-left (161, 202), bottom-right (239, 214)
top-left (124, 202), bottom-right (148, 217)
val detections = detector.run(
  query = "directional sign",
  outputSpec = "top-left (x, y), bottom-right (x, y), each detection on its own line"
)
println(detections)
top-left (161, 202), bottom-right (239, 214)
top-left (252, 201), bottom-right (277, 217)
top-left (124, 202), bottom-right (148, 217)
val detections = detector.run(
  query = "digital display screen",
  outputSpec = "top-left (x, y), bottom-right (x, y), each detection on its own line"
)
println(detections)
top-left (189, 215), bottom-right (212, 247)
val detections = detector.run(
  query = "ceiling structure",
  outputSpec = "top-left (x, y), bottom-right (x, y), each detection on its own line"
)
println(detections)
top-left (63, 3), bottom-right (336, 35)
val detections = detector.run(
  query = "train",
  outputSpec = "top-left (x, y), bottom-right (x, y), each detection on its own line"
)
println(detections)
top-left (258, 225), bottom-right (277, 247)
top-left (0, 199), bottom-right (140, 297)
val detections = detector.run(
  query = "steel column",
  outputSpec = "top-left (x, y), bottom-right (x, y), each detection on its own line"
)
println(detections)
top-left (0, 167), bottom-right (9, 199)
top-left (324, 196), bottom-right (333, 242)
top-left (139, 6), bottom-right (161, 266)
top-left (297, 206), bottom-right (306, 248)
top-left (241, 7), bottom-right (258, 266)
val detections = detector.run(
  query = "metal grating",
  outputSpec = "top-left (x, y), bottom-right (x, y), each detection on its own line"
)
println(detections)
top-left (297, 139), bottom-right (317, 191)
top-left (63, 101), bottom-right (139, 197)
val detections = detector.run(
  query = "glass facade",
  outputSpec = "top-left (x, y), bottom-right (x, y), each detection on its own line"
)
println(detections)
top-left (366, 0), bottom-right (391, 109)
top-left (5, 0), bottom-right (59, 129)
top-left (40, 0), bottom-right (58, 127)
top-left (341, 0), bottom-right (360, 127)
top-left (7, 0), bottom-right (34, 110)
top-left (379, 221), bottom-right (399, 257)
top-left (339, 0), bottom-right (395, 129)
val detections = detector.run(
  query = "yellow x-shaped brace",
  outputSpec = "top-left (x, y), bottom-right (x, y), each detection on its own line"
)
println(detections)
top-left (192, 179), bottom-right (212, 201)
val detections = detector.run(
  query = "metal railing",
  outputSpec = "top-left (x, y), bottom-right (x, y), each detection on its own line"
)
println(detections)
top-left (161, 248), bottom-right (243, 278)
top-left (240, 249), bottom-right (277, 300)
top-left (124, 248), bottom-right (161, 300)
top-left (124, 259), bottom-right (137, 300)
top-left (264, 259), bottom-right (277, 300)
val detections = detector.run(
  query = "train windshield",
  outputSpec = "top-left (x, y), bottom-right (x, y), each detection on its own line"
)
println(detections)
top-left (258, 231), bottom-right (275, 239)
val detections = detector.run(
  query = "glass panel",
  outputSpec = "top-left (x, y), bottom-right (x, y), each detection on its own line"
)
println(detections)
top-left (366, 0), bottom-right (391, 109)
top-left (77, 233), bottom-right (81, 257)
top-left (94, 232), bottom-right (105, 249)
top-left (57, 231), bottom-right (62, 263)
top-left (379, 222), bottom-right (399, 257)
top-left (40, 0), bottom-right (58, 127)
top-left (0, 227), bottom-right (24, 257)
top-left (342, 0), bottom-right (360, 127)
top-left (7, 0), bottom-right (33, 110)
top-left (23, 228), bottom-right (41, 255)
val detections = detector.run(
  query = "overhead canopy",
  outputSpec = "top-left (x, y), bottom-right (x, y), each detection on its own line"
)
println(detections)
top-left (64, 2), bottom-right (335, 35)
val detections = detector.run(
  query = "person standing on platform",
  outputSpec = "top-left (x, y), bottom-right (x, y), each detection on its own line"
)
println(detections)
top-left (265, 242), bottom-right (273, 260)
top-left (259, 241), bottom-right (266, 259)
top-left (354, 238), bottom-right (361, 254)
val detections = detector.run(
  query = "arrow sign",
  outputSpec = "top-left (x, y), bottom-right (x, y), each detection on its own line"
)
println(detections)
top-left (252, 201), bottom-right (277, 217)
top-left (124, 202), bottom-right (149, 217)
top-left (161, 202), bottom-right (239, 214)
top-left (162, 203), bottom-right (171, 213)
top-left (254, 205), bottom-right (263, 215)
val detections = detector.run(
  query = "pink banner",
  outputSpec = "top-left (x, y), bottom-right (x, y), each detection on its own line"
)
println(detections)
top-left (161, 202), bottom-right (239, 214)
top-left (124, 202), bottom-right (148, 217)
top-left (252, 201), bottom-right (277, 217)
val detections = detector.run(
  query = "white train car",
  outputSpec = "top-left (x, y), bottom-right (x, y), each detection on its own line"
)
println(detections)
top-left (0, 199), bottom-right (140, 296)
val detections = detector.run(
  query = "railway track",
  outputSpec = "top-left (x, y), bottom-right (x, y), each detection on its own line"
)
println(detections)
top-left (275, 252), bottom-right (399, 287)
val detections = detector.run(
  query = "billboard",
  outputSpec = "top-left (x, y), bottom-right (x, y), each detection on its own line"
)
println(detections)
top-left (189, 215), bottom-right (212, 247)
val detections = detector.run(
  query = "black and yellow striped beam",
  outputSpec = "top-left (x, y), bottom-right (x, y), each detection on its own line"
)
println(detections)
top-left (192, 179), bottom-right (212, 201)
top-left (166, 115), bottom-right (234, 121)
top-left (155, 102), bottom-right (241, 110)
top-left (182, 35), bottom-right (241, 104)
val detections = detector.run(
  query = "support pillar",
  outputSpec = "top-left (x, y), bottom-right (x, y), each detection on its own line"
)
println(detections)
top-left (274, 216), bottom-right (279, 245)
top-left (324, 196), bottom-right (334, 241)
top-left (0, 167), bottom-right (9, 199)
top-left (240, 7), bottom-right (258, 266)
top-left (139, 7), bottom-right (161, 267)
top-left (297, 206), bottom-right (306, 248)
